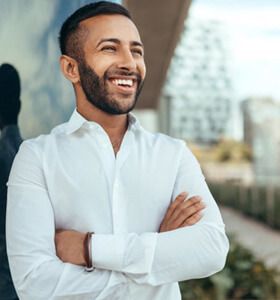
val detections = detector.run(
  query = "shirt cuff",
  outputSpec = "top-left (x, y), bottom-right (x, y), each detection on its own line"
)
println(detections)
top-left (91, 234), bottom-right (125, 271)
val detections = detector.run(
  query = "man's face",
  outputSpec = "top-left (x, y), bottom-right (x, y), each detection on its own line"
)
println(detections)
top-left (78, 14), bottom-right (146, 115)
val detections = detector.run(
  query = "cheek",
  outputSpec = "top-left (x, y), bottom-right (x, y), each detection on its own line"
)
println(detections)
top-left (88, 57), bottom-right (113, 78)
top-left (92, 66), bottom-right (106, 79)
top-left (139, 61), bottom-right (146, 80)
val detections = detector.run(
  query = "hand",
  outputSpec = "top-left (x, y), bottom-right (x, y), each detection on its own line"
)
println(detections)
top-left (55, 229), bottom-right (86, 266)
top-left (159, 191), bottom-right (205, 232)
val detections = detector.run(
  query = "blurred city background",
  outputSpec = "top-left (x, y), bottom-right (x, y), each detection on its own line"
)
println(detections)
top-left (1, 0), bottom-right (280, 299)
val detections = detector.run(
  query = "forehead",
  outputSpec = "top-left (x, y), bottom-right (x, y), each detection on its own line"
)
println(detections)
top-left (81, 14), bottom-right (142, 46)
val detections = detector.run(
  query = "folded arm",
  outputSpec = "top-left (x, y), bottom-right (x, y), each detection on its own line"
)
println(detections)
top-left (7, 141), bottom-right (228, 299)
top-left (56, 144), bottom-right (229, 286)
top-left (55, 191), bottom-right (205, 266)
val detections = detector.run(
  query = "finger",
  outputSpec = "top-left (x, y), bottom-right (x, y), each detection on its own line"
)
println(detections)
top-left (170, 195), bottom-right (202, 221)
top-left (173, 202), bottom-right (206, 227)
top-left (183, 196), bottom-right (202, 208)
top-left (180, 211), bottom-right (204, 227)
top-left (164, 191), bottom-right (188, 220)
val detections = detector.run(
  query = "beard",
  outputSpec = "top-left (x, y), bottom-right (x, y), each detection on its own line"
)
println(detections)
top-left (78, 59), bottom-right (144, 115)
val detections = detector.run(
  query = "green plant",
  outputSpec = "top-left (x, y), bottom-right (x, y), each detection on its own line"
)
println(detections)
top-left (214, 139), bottom-right (253, 163)
top-left (180, 236), bottom-right (279, 300)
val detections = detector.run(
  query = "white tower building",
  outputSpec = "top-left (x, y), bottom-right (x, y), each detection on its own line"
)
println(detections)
top-left (160, 18), bottom-right (232, 144)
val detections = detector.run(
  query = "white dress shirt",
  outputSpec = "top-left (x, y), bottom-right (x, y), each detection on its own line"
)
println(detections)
top-left (6, 109), bottom-right (229, 300)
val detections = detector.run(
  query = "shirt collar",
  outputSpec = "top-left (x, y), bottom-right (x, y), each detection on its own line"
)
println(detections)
top-left (127, 112), bottom-right (141, 132)
top-left (66, 109), bottom-right (87, 135)
top-left (66, 109), bottom-right (141, 135)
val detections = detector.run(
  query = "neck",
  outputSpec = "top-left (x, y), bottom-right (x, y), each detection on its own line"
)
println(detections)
top-left (76, 98), bottom-right (128, 154)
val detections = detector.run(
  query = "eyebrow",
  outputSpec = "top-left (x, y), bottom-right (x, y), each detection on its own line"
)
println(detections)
top-left (97, 38), bottom-right (144, 49)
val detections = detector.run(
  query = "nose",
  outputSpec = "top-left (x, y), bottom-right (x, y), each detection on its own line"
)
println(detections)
top-left (117, 49), bottom-right (137, 71)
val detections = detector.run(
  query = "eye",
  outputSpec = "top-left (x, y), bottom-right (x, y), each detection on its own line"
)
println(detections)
top-left (101, 46), bottom-right (116, 52)
top-left (132, 48), bottom-right (143, 56)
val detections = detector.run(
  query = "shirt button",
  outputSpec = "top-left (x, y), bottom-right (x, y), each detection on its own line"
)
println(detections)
top-left (114, 183), bottom-right (119, 189)
top-left (89, 124), bottom-right (95, 130)
top-left (102, 143), bottom-right (108, 149)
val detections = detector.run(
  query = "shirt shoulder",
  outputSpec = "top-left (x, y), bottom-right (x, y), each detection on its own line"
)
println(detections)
top-left (50, 122), bottom-right (69, 135)
top-left (18, 121), bottom-right (69, 155)
top-left (139, 128), bottom-right (186, 150)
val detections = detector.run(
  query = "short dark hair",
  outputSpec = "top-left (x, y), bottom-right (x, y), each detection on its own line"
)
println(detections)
top-left (0, 63), bottom-right (21, 125)
top-left (58, 1), bottom-right (131, 62)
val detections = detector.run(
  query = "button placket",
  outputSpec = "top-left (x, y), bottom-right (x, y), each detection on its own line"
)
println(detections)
top-left (92, 126), bottom-right (114, 158)
top-left (112, 161), bottom-right (127, 235)
top-left (111, 132), bottom-right (135, 235)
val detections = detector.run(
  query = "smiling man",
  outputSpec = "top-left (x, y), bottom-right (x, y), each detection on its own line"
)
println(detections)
top-left (6, 2), bottom-right (229, 300)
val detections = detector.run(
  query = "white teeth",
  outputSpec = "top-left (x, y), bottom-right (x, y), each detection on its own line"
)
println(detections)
top-left (112, 79), bottom-right (133, 87)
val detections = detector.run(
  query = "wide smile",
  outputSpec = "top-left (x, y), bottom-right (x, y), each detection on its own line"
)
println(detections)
top-left (108, 77), bottom-right (137, 94)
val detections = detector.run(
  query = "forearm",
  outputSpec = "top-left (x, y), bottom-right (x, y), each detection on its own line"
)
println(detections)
top-left (56, 179), bottom-right (228, 286)
top-left (143, 222), bottom-right (228, 285)
top-left (91, 220), bottom-right (228, 286)
top-left (91, 173), bottom-right (229, 285)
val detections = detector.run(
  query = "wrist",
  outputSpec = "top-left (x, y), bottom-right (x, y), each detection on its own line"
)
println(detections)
top-left (84, 232), bottom-right (94, 272)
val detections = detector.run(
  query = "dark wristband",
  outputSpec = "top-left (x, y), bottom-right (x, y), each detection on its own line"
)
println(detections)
top-left (84, 232), bottom-right (94, 272)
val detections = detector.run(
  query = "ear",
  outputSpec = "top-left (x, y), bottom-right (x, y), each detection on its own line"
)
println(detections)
top-left (60, 55), bottom-right (80, 84)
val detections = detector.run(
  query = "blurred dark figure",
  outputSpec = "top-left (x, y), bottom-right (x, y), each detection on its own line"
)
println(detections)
top-left (0, 63), bottom-right (22, 300)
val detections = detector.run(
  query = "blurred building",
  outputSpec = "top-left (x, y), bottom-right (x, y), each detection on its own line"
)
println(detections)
top-left (242, 97), bottom-right (280, 186)
top-left (160, 18), bottom-right (232, 144)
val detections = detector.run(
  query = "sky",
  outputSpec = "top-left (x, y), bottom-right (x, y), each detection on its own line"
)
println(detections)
top-left (190, 0), bottom-right (280, 101)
